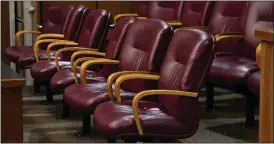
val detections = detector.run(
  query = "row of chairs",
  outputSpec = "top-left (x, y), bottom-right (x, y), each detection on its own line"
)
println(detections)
top-left (4, 1), bottom-right (273, 142)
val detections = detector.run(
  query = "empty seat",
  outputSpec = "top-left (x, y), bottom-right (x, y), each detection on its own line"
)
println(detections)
top-left (206, 2), bottom-right (274, 128)
top-left (93, 28), bottom-right (216, 142)
top-left (63, 19), bottom-right (173, 135)
top-left (5, 5), bottom-right (77, 69)
top-left (30, 9), bottom-right (111, 103)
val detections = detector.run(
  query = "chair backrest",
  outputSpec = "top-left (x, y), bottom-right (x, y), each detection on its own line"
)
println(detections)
top-left (119, 19), bottom-right (173, 92)
top-left (158, 29), bottom-right (216, 132)
top-left (103, 17), bottom-right (137, 78)
top-left (208, 1), bottom-right (249, 53)
top-left (42, 5), bottom-right (74, 34)
top-left (62, 5), bottom-right (88, 41)
top-left (241, 2), bottom-right (274, 59)
top-left (180, 2), bottom-right (213, 27)
top-left (77, 9), bottom-right (111, 49)
top-left (147, 1), bottom-right (183, 21)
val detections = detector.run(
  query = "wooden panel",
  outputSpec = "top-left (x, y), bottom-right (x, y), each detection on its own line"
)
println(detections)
top-left (255, 29), bottom-right (274, 143)
top-left (98, 1), bottom-right (138, 17)
top-left (1, 1), bottom-right (10, 65)
top-left (1, 61), bottom-right (25, 143)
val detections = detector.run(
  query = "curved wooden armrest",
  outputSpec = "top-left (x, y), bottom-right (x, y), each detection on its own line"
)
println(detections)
top-left (15, 30), bottom-right (41, 46)
top-left (114, 13), bottom-right (138, 24)
top-left (34, 39), bottom-right (63, 62)
top-left (106, 71), bottom-right (157, 101)
top-left (36, 33), bottom-right (64, 41)
top-left (256, 43), bottom-right (261, 69)
top-left (54, 47), bottom-right (98, 71)
top-left (132, 89), bottom-right (198, 135)
top-left (114, 73), bottom-right (160, 103)
top-left (80, 59), bottom-right (119, 84)
top-left (70, 50), bottom-right (104, 67)
top-left (46, 41), bottom-right (78, 59)
top-left (166, 21), bottom-right (182, 27)
top-left (215, 33), bottom-right (243, 41)
top-left (174, 26), bottom-right (208, 33)
top-left (73, 57), bottom-right (106, 84)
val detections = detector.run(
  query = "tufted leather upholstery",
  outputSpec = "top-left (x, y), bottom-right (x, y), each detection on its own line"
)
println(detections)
top-left (50, 17), bottom-right (137, 93)
top-left (208, 2), bottom-right (273, 87)
top-left (64, 19), bottom-right (173, 113)
top-left (247, 71), bottom-right (260, 96)
top-left (93, 29), bottom-right (216, 139)
top-left (4, 5), bottom-right (74, 64)
top-left (30, 9), bottom-right (111, 82)
top-left (15, 5), bottom-right (88, 69)
top-left (180, 2), bottom-right (213, 27)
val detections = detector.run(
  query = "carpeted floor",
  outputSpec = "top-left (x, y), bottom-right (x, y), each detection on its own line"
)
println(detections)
top-left (23, 86), bottom-right (258, 143)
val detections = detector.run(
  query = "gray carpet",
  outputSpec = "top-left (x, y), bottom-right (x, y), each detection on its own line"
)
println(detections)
top-left (23, 86), bottom-right (258, 143)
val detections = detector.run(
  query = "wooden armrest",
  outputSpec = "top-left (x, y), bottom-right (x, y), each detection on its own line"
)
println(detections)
top-left (114, 73), bottom-right (160, 103)
top-left (34, 39), bottom-right (63, 62)
top-left (132, 89), bottom-right (198, 135)
top-left (114, 13), bottom-right (138, 24)
top-left (72, 57), bottom-right (105, 84)
top-left (80, 59), bottom-right (119, 84)
top-left (46, 41), bottom-right (78, 59)
top-left (54, 47), bottom-right (98, 71)
top-left (166, 21), bottom-right (182, 27)
top-left (106, 71), bottom-right (157, 101)
top-left (70, 50), bottom-right (104, 67)
top-left (36, 33), bottom-right (64, 41)
top-left (215, 33), bottom-right (243, 41)
top-left (15, 30), bottom-right (41, 46)
top-left (256, 43), bottom-right (261, 69)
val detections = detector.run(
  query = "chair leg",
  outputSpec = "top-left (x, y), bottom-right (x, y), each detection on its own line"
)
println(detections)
top-left (15, 64), bottom-right (20, 73)
top-left (245, 91), bottom-right (256, 128)
top-left (33, 80), bottom-right (40, 94)
top-left (62, 100), bottom-right (70, 118)
top-left (82, 115), bottom-right (91, 135)
top-left (206, 81), bottom-right (215, 110)
top-left (41, 83), bottom-right (53, 104)
top-left (237, 91), bottom-right (257, 129)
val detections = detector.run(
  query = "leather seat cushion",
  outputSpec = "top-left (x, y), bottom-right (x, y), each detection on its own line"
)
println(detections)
top-left (64, 82), bottom-right (136, 113)
top-left (30, 60), bottom-right (71, 81)
top-left (209, 56), bottom-right (259, 87)
top-left (50, 69), bottom-right (106, 93)
top-left (17, 49), bottom-right (58, 69)
top-left (93, 100), bottom-right (196, 139)
top-left (247, 71), bottom-right (260, 96)
top-left (5, 46), bottom-right (34, 62)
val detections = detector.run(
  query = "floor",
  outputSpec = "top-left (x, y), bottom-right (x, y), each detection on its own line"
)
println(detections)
top-left (23, 86), bottom-right (258, 143)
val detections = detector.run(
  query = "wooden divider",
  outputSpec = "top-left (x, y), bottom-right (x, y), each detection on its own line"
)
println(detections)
top-left (255, 29), bottom-right (274, 143)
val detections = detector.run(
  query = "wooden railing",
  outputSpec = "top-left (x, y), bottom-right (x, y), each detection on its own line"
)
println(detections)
top-left (255, 29), bottom-right (273, 142)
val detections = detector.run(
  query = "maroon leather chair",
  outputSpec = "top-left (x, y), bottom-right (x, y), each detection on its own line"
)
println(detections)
top-left (206, 2), bottom-right (274, 128)
top-left (17, 5), bottom-right (88, 69)
top-left (93, 29), bottom-right (216, 142)
top-left (30, 9), bottom-right (111, 103)
top-left (63, 19), bottom-right (173, 136)
top-left (5, 5), bottom-right (75, 69)
top-left (50, 17), bottom-right (137, 96)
